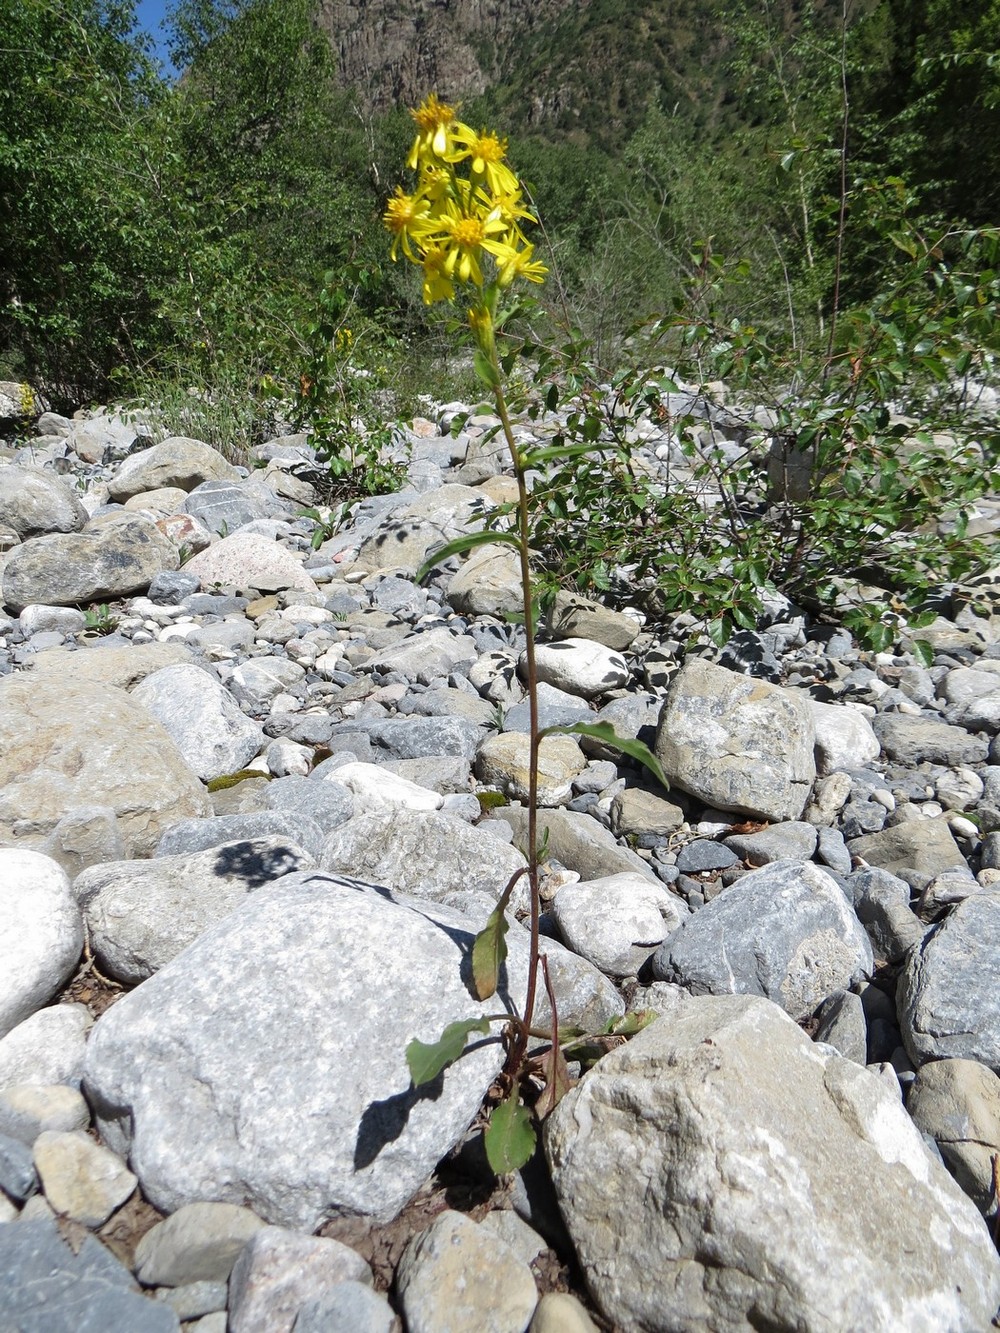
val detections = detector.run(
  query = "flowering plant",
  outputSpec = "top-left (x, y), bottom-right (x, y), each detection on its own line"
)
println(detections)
top-left (387, 96), bottom-right (663, 1173)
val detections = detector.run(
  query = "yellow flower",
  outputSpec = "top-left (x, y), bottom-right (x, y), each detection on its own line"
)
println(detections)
top-left (496, 241), bottom-right (548, 288)
top-left (432, 193), bottom-right (513, 286)
top-left (420, 246), bottom-right (455, 304)
top-left (383, 187), bottom-right (430, 261)
top-left (407, 93), bottom-right (458, 169)
top-left (450, 124), bottom-right (519, 197)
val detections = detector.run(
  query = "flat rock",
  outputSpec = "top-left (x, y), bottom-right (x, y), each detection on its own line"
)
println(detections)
top-left (899, 893), bottom-right (1000, 1071)
top-left (131, 662), bottom-right (264, 782)
top-left (545, 996), bottom-right (1000, 1332)
top-left (0, 673), bottom-right (211, 857)
top-left (184, 532), bottom-right (319, 596)
top-left (156, 810), bottom-right (327, 862)
top-left (652, 860), bottom-right (872, 1020)
top-left (33, 1128), bottom-right (136, 1226)
top-left (723, 820), bottom-right (818, 865)
top-left (75, 836), bottom-right (315, 984)
top-left (494, 806), bottom-right (656, 882)
top-left (873, 713), bottom-right (989, 766)
top-left (134, 1201), bottom-right (267, 1286)
top-left (907, 1058), bottom-right (1000, 1214)
top-left (3, 513), bottom-right (178, 611)
top-left (545, 591), bottom-right (639, 651)
top-left (848, 816), bottom-right (966, 883)
top-left (228, 1226), bottom-right (371, 1333)
top-left (365, 626), bottom-right (479, 681)
top-left (82, 875), bottom-right (586, 1229)
top-left (107, 437), bottom-right (241, 502)
top-left (655, 659), bottom-right (816, 821)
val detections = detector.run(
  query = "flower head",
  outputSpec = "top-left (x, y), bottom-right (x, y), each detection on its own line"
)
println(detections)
top-left (383, 186), bottom-right (431, 261)
top-left (408, 93), bottom-right (458, 169)
top-left (451, 125), bottom-right (519, 197)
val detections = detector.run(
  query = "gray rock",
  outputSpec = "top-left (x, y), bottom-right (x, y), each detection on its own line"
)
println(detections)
top-left (0, 1005), bottom-right (92, 1089)
top-left (134, 1202), bottom-right (267, 1286)
top-left (813, 990), bottom-right (868, 1064)
top-left (502, 681), bottom-right (591, 734)
top-left (229, 655), bottom-right (307, 710)
top-left (655, 660), bottom-right (816, 821)
top-left (476, 732), bottom-right (586, 807)
top-left (446, 545), bottom-right (523, 618)
top-left (551, 873), bottom-right (687, 977)
top-left (873, 713), bottom-right (989, 766)
top-left (357, 483), bottom-right (492, 573)
top-left (0, 1130), bottom-right (37, 1201)
top-left (674, 840), bottom-right (739, 874)
top-left (321, 810), bottom-right (526, 904)
top-left (228, 1226), bottom-right (371, 1333)
top-left (899, 893), bottom-right (1000, 1071)
top-left (907, 1058), bottom-right (1000, 1214)
top-left (366, 627), bottom-right (479, 682)
top-left (529, 638), bottom-right (630, 700)
top-left (371, 573), bottom-right (429, 621)
top-left (495, 807), bottom-right (656, 882)
top-left (396, 1209), bottom-right (537, 1333)
top-left (184, 533), bottom-right (319, 597)
top-left (0, 849), bottom-right (83, 1039)
top-left (529, 1293), bottom-right (598, 1333)
top-left (75, 836), bottom-right (315, 985)
top-left (810, 700), bottom-right (880, 774)
top-left (652, 860), bottom-right (873, 1020)
top-left (180, 480), bottom-right (282, 535)
top-left (107, 437), bottom-right (240, 502)
top-left (545, 996), bottom-right (1000, 1333)
top-left (0, 465), bottom-right (87, 539)
top-left (292, 1281), bottom-right (396, 1333)
top-left (0, 1217), bottom-right (181, 1332)
top-left (156, 811), bottom-right (327, 862)
top-left (545, 591), bottom-right (639, 651)
top-left (848, 816), bottom-right (967, 885)
top-left (131, 663), bottom-right (264, 782)
top-left (816, 825), bottom-right (852, 875)
top-left (723, 820), bottom-right (818, 865)
top-left (3, 513), bottom-right (178, 611)
top-left (43, 804), bottom-right (126, 879)
top-left (152, 1281), bottom-right (229, 1321)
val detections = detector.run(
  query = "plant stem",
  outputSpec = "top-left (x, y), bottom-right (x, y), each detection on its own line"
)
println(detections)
top-left (490, 366), bottom-right (542, 1051)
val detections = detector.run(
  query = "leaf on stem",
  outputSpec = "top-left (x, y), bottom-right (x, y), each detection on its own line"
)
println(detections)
top-left (484, 1087), bottom-right (536, 1174)
top-left (471, 870), bottom-right (523, 1000)
top-left (542, 722), bottom-right (670, 790)
top-left (406, 1017), bottom-right (491, 1087)
top-left (474, 347), bottom-right (501, 389)
top-left (415, 530), bottom-right (521, 583)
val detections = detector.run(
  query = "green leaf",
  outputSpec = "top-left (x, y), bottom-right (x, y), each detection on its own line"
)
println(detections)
top-left (474, 348), bottom-right (500, 390)
top-left (520, 442), bottom-right (611, 467)
top-left (911, 638), bottom-right (935, 668)
top-left (484, 1089), bottom-right (536, 1174)
top-left (542, 723), bottom-right (669, 790)
top-left (415, 530), bottom-right (521, 583)
top-left (406, 1017), bottom-right (491, 1087)
top-left (471, 875), bottom-right (520, 1000)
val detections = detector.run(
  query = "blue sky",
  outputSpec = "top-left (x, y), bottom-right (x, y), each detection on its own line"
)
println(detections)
top-left (133, 0), bottom-right (174, 71)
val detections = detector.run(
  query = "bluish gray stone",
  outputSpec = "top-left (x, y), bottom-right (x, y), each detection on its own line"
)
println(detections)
top-left (873, 714), bottom-right (989, 767)
top-left (156, 811), bottom-right (327, 862)
top-left (353, 716), bottom-right (486, 761)
top-left (503, 682), bottom-right (591, 733)
top-left (723, 820), bottom-right (817, 866)
top-left (131, 663), bottom-right (264, 783)
top-left (263, 776), bottom-right (354, 834)
top-left (0, 1217), bottom-right (180, 1332)
top-left (675, 841), bottom-right (739, 874)
top-left (899, 893), bottom-right (1000, 1071)
top-left (0, 1129), bottom-right (37, 1200)
top-left (180, 480), bottom-right (279, 535)
top-left (652, 860), bottom-right (873, 1020)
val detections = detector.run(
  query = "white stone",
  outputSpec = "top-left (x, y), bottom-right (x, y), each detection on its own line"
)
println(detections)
top-left (528, 638), bottom-right (630, 700)
top-left (0, 850), bottom-right (83, 1040)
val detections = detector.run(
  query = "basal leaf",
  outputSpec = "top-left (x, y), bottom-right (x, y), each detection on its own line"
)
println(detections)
top-left (406, 1017), bottom-right (491, 1087)
top-left (415, 530), bottom-right (521, 583)
top-left (484, 1089), bottom-right (536, 1174)
top-left (471, 900), bottom-right (511, 1001)
top-left (542, 722), bottom-right (670, 790)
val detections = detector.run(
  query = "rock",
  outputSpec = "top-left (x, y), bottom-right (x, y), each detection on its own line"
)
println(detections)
top-left (107, 437), bottom-right (241, 502)
top-left (609, 787), bottom-right (685, 841)
top-left (0, 1084), bottom-right (90, 1144)
top-left (476, 732), bottom-right (586, 807)
top-left (68, 414), bottom-right (144, 463)
top-left (652, 860), bottom-right (873, 1021)
top-left (228, 1227), bottom-right (371, 1333)
top-left (544, 591), bottom-right (639, 651)
top-left (0, 1005), bottom-right (92, 1089)
top-left (152, 1281), bottom-right (228, 1321)
top-left (873, 713), bottom-right (989, 766)
top-left (32, 1128), bottom-right (136, 1226)
top-left (327, 762), bottom-right (442, 814)
top-left (0, 849), bottom-right (83, 1039)
top-left (813, 989), bottom-right (868, 1064)
top-left (131, 663), bottom-right (264, 782)
top-left (810, 700), bottom-right (880, 774)
top-left (502, 682), bottom-right (590, 734)
top-left (292, 1281), bottom-right (396, 1333)
top-left (674, 840), bottom-right (739, 874)
top-left (551, 873), bottom-right (687, 977)
top-left (366, 626), bottom-right (479, 681)
top-left (0, 1217), bottom-right (181, 1332)
top-left (321, 810), bottom-right (526, 903)
top-left (184, 532), bottom-right (319, 596)
top-left (529, 1293), bottom-right (599, 1333)
top-left (3, 513), bottom-right (177, 611)
top-left (357, 484), bottom-right (492, 573)
top-left (446, 545), bottom-right (523, 617)
top-left (848, 816), bottom-right (966, 884)
top-left (528, 638), bottom-right (630, 700)
top-left (75, 836), bottom-right (315, 984)
top-left (124, 485), bottom-right (188, 515)
top-left (0, 465), bottom-right (87, 538)
top-left (395, 1209), bottom-right (538, 1333)
top-left (43, 803), bottom-right (126, 879)
top-left (0, 1131), bottom-right (37, 1200)
top-left (230, 656), bottom-right (306, 710)
top-left (0, 674), bottom-right (212, 857)
top-left (28, 639), bottom-right (194, 689)
top-left (545, 996), bottom-right (1000, 1333)
top-left (906, 1058), bottom-right (1000, 1214)
top-left (180, 480), bottom-right (284, 535)
top-left (264, 775), bottom-right (354, 831)
top-left (723, 820), bottom-right (818, 865)
top-left (495, 806), bottom-right (656, 881)
top-left (655, 660), bottom-right (816, 821)
top-left (155, 811), bottom-right (327, 862)
top-left (134, 1202), bottom-right (267, 1286)
top-left (899, 893), bottom-right (1000, 1070)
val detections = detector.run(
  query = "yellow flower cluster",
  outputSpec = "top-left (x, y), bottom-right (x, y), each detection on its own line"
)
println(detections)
top-left (384, 93), bottom-right (546, 307)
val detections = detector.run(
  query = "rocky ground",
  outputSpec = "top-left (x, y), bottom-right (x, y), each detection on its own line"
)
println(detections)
top-left (1, 395), bottom-right (1000, 1331)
